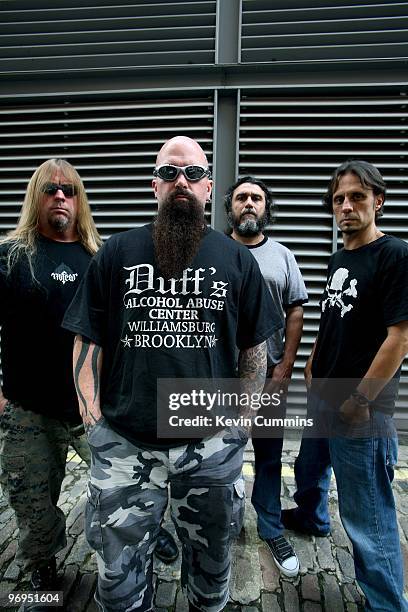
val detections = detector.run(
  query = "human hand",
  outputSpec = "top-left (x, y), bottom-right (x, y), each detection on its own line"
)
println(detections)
top-left (339, 397), bottom-right (370, 425)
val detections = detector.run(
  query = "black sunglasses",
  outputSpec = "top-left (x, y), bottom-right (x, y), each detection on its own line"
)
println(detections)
top-left (153, 164), bottom-right (211, 182)
top-left (41, 182), bottom-right (77, 197)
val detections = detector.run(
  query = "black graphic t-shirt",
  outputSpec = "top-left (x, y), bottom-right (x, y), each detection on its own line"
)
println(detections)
top-left (0, 235), bottom-right (92, 422)
top-left (63, 224), bottom-right (279, 447)
top-left (312, 235), bottom-right (408, 414)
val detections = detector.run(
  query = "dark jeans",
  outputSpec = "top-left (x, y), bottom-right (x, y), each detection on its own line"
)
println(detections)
top-left (293, 394), bottom-right (407, 612)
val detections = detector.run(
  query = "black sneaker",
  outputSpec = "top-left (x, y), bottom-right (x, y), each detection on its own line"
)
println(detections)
top-left (154, 527), bottom-right (179, 563)
top-left (19, 557), bottom-right (58, 612)
top-left (262, 535), bottom-right (299, 577)
top-left (30, 557), bottom-right (57, 590)
top-left (281, 508), bottom-right (330, 537)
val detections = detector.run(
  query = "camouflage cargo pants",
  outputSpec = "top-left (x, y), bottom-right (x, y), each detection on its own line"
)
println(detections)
top-left (0, 401), bottom-right (90, 570)
top-left (86, 417), bottom-right (247, 612)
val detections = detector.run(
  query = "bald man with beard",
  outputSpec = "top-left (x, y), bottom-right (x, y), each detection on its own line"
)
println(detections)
top-left (63, 136), bottom-right (279, 612)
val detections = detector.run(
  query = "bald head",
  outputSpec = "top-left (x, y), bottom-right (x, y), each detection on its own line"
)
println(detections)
top-left (156, 136), bottom-right (209, 167)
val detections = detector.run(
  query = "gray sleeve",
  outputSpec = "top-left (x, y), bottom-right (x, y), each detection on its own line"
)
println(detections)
top-left (283, 251), bottom-right (308, 307)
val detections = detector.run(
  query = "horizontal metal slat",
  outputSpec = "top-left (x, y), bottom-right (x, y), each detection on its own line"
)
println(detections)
top-left (242, 2), bottom-right (408, 22)
top-left (242, 15), bottom-right (408, 36)
top-left (242, 30), bottom-right (408, 49)
top-left (241, 42), bottom-right (408, 63)
top-left (2, 38), bottom-right (215, 59)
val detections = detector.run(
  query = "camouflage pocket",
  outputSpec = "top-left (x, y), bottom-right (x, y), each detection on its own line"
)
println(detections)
top-left (230, 476), bottom-right (245, 538)
top-left (85, 481), bottom-right (104, 556)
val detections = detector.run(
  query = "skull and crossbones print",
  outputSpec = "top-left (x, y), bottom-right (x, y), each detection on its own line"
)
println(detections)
top-left (321, 267), bottom-right (358, 318)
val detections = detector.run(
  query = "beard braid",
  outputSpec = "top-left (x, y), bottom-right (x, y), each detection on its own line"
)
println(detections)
top-left (152, 189), bottom-right (206, 279)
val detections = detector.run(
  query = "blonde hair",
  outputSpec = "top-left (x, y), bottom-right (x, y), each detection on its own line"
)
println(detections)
top-left (0, 159), bottom-right (102, 272)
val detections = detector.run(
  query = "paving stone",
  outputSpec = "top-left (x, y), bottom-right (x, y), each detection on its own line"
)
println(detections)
top-left (321, 573), bottom-right (344, 612)
top-left (69, 513), bottom-right (85, 537)
top-left (301, 573), bottom-right (321, 602)
top-left (401, 542), bottom-right (408, 592)
top-left (69, 481), bottom-right (88, 499)
top-left (282, 580), bottom-right (300, 611)
top-left (230, 540), bottom-right (262, 604)
top-left (241, 607), bottom-right (259, 612)
top-left (0, 581), bottom-right (17, 609)
top-left (0, 507), bottom-right (14, 525)
top-left (0, 517), bottom-right (17, 545)
top-left (175, 587), bottom-right (189, 612)
top-left (66, 573), bottom-right (96, 612)
top-left (346, 604), bottom-right (358, 612)
top-left (316, 537), bottom-right (335, 571)
top-left (329, 490), bottom-right (338, 502)
top-left (56, 536), bottom-right (75, 569)
top-left (81, 553), bottom-right (98, 574)
top-left (241, 501), bottom-right (259, 544)
top-left (261, 592), bottom-right (281, 611)
top-left (85, 599), bottom-right (99, 612)
top-left (66, 499), bottom-right (86, 531)
top-left (0, 540), bottom-right (17, 569)
top-left (304, 603), bottom-right (323, 612)
top-left (342, 582), bottom-right (364, 605)
top-left (336, 547), bottom-right (355, 582)
top-left (155, 580), bottom-right (177, 608)
top-left (259, 544), bottom-right (281, 592)
top-left (224, 605), bottom-right (240, 612)
top-left (398, 517), bottom-right (408, 542)
top-left (65, 533), bottom-right (92, 566)
top-left (331, 520), bottom-right (352, 551)
top-left (288, 533), bottom-right (315, 574)
top-left (3, 559), bottom-right (20, 581)
top-left (62, 474), bottom-right (75, 490)
top-left (61, 565), bottom-right (80, 601)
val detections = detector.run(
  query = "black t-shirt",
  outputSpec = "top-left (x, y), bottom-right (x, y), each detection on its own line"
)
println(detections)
top-left (312, 235), bottom-right (408, 413)
top-left (63, 224), bottom-right (279, 447)
top-left (0, 235), bottom-right (92, 423)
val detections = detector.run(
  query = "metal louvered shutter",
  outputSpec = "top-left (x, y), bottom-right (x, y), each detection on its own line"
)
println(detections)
top-left (238, 92), bottom-right (408, 429)
top-left (241, 0), bottom-right (408, 64)
top-left (0, 0), bottom-right (216, 75)
top-left (0, 95), bottom-right (214, 239)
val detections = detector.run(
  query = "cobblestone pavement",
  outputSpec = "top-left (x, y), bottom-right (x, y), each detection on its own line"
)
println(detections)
top-left (0, 436), bottom-right (407, 611)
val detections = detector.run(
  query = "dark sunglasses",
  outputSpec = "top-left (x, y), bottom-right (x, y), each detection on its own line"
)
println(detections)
top-left (153, 164), bottom-right (211, 182)
top-left (41, 182), bottom-right (77, 197)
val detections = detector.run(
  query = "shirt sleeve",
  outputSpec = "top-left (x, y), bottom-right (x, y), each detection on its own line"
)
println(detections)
top-left (62, 247), bottom-right (107, 346)
top-left (378, 252), bottom-right (408, 327)
top-left (236, 249), bottom-right (282, 350)
top-left (283, 251), bottom-right (308, 308)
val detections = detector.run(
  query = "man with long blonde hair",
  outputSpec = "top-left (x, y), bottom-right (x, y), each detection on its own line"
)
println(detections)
top-left (0, 159), bottom-right (101, 609)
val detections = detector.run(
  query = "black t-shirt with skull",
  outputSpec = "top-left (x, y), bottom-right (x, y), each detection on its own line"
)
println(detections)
top-left (312, 235), bottom-right (408, 414)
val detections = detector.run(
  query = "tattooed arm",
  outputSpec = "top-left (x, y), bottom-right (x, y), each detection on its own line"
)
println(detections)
top-left (73, 334), bottom-right (103, 433)
top-left (238, 341), bottom-right (267, 420)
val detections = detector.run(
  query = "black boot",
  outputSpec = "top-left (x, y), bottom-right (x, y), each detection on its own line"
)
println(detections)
top-left (19, 557), bottom-right (58, 612)
top-left (154, 527), bottom-right (179, 563)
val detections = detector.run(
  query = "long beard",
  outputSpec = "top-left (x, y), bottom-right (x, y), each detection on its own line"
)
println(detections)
top-left (153, 189), bottom-right (206, 279)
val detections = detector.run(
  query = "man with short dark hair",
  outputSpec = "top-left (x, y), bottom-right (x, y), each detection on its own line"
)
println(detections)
top-left (282, 160), bottom-right (408, 611)
top-left (63, 137), bottom-right (279, 612)
top-left (0, 159), bottom-right (101, 609)
top-left (225, 175), bottom-right (307, 577)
